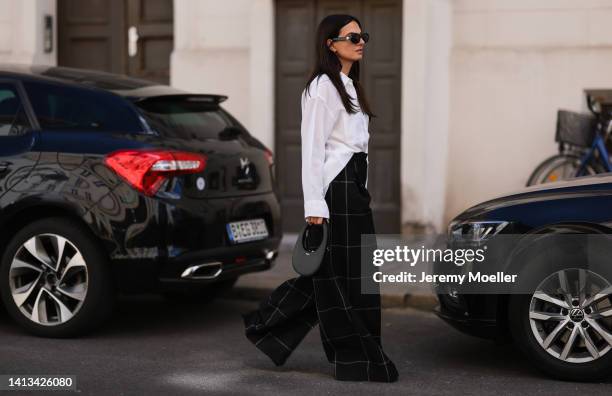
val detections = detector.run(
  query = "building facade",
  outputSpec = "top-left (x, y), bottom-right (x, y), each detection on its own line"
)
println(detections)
top-left (2, 0), bottom-right (611, 233)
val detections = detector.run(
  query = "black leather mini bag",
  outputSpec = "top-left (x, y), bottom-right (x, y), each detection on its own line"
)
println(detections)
top-left (292, 221), bottom-right (329, 276)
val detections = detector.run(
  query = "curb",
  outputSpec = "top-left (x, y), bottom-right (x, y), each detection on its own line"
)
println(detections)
top-left (226, 286), bottom-right (438, 312)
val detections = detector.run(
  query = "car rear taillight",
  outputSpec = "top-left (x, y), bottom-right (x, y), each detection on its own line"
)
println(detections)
top-left (264, 148), bottom-right (274, 166)
top-left (264, 148), bottom-right (275, 182)
top-left (104, 149), bottom-right (207, 196)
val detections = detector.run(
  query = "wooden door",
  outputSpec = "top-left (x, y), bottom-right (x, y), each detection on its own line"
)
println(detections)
top-left (275, 0), bottom-right (402, 233)
top-left (58, 0), bottom-right (173, 84)
top-left (57, 0), bottom-right (126, 74)
top-left (126, 0), bottom-right (173, 83)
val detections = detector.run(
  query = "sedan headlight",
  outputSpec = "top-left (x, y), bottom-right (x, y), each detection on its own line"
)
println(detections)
top-left (448, 220), bottom-right (509, 242)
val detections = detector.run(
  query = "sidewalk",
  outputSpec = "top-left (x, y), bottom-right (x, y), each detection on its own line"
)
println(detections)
top-left (227, 233), bottom-right (438, 311)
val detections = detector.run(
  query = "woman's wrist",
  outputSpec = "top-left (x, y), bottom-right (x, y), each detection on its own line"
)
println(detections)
top-left (305, 216), bottom-right (327, 224)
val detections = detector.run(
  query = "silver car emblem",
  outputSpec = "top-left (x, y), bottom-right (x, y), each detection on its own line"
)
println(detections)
top-left (240, 157), bottom-right (250, 168)
top-left (569, 308), bottom-right (584, 322)
top-left (196, 177), bottom-right (206, 191)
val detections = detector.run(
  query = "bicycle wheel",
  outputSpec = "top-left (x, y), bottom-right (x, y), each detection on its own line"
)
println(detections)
top-left (526, 154), bottom-right (597, 186)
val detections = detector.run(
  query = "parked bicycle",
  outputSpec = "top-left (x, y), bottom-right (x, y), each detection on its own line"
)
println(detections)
top-left (527, 90), bottom-right (612, 186)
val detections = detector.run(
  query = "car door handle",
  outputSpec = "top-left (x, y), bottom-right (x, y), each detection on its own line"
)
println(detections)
top-left (0, 162), bottom-right (10, 172)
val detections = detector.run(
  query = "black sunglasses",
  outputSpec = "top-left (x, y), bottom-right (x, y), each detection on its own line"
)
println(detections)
top-left (331, 32), bottom-right (370, 44)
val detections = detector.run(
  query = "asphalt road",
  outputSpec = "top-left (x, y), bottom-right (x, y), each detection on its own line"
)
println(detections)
top-left (0, 295), bottom-right (611, 396)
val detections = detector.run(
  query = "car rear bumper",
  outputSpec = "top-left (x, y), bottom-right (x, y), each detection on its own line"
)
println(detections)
top-left (110, 237), bottom-right (280, 292)
top-left (158, 237), bottom-right (280, 284)
top-left (89, 188), bottom-right (283, 292)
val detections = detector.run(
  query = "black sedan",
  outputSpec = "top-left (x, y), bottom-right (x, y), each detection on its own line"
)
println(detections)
top-left (0, 65), bottom-right (281, 337)
top-left (438, 174), bottom-right (612, 381)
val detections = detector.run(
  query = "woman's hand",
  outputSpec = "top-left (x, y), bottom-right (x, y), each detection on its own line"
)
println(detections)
top-left (306, 216), bottom-right (327, 225)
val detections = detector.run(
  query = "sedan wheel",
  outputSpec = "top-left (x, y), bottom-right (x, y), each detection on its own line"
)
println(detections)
top-left (509, 248), bottom-right (612, 382)
top-left (0, 218), bottom-right (113, 337)
top-left (529, 268), bottom-right (612, 363)
top-left (9, 234), bottom-right (88, 326)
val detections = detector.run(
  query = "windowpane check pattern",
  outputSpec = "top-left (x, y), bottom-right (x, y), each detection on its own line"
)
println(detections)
top-left (242, 152), bottom-right (398, 382)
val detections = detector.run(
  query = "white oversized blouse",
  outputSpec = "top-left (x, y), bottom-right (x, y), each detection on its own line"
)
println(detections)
top-left (300, 71), bottom-right (370, 220)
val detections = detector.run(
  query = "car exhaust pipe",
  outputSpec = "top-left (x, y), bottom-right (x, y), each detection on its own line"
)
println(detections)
top-left (181, 261), bottom-right (223, 279)
top-left (265, 249), bottom-right (278, 261)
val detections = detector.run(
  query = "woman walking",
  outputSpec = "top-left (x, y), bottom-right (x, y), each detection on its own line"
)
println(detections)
top-left (242, 14), bottom-right (398, 383)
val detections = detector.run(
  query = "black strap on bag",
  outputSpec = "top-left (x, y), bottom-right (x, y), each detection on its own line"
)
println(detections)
top-left (292, 221), bottom-right (329, 276)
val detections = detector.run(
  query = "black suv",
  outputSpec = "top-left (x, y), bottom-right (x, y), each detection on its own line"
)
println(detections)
top-left (0, 65), bottom-right (281, 338)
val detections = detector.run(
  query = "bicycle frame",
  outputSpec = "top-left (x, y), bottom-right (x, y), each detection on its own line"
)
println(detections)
top-left (575, 134), bottom-right (612, 176)
top-left (574, 95), bottom-right (612, 177)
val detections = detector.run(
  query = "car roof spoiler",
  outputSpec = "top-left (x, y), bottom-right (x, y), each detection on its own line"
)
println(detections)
top-left (133, 94), bottom-right (229, 104)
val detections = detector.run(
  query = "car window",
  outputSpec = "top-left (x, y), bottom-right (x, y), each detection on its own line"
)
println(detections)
top-left (0, 83), bottom-right (31, 136)
top-left (134, 97), bottom-right (234, 139)
top-left (23, 80), bottom-right (142, 132)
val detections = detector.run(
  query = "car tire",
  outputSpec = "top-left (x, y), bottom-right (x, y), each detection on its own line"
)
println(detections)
top-left (508, 239), bottom-right (612, 381)
top-left (0, 217), bottom-right (114, 338)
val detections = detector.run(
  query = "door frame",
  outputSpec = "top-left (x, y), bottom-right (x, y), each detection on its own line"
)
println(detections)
top-left (273, 0), bottom-right (404, 233)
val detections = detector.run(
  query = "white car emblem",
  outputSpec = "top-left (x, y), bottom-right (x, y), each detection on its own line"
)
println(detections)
top-left (240, 157), bottom-right (250, 168)
top-left (196, 177), bottom-right (206, 191)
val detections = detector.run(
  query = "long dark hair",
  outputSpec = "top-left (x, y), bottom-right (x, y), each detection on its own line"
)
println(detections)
top-left (304, 14), bottom-right (376, 118)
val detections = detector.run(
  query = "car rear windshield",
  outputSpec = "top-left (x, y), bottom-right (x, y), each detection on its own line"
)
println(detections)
top-left (23, 80), bottom-right (142, 132)
top-left (134, 96), bottom-right (237, 140)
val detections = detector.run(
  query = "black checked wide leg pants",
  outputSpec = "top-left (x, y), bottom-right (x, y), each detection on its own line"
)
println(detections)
top-left (241, 152), bottom-right (399, 382)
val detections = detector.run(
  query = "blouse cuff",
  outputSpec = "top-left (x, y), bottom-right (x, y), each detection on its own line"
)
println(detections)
top-left (304, 199), bottom-right (330, 219)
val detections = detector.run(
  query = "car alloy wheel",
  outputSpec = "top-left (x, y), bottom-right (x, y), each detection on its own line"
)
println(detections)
top-left (8, 233), bottom-right (88, 326)
top-left (529, 268), bottom-right (612, 363)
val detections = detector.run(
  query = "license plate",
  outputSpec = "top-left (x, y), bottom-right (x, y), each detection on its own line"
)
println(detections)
top-left (226, 218), bottom-right (269, 244)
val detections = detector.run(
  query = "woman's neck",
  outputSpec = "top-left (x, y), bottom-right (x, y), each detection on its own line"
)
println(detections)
top-left (340, 61), bottom-right (353, 76)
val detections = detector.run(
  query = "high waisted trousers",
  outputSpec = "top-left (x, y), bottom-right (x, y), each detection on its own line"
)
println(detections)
top-left (241, 152), bottom-right (399, 382)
